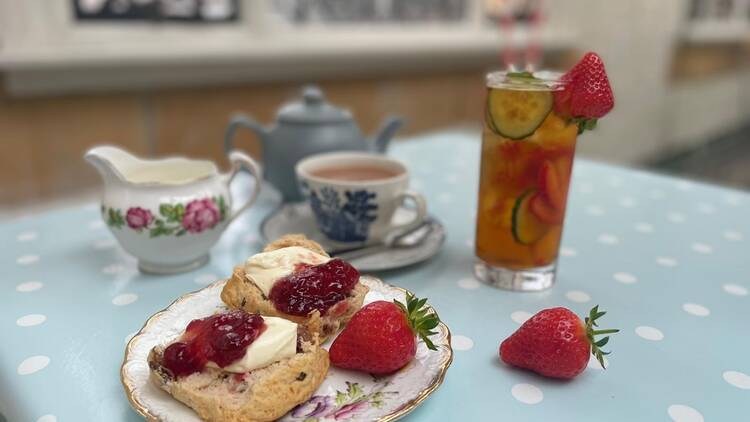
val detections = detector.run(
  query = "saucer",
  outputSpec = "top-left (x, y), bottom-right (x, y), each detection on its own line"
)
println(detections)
top-left (260, 202), bottom-right (446, 272)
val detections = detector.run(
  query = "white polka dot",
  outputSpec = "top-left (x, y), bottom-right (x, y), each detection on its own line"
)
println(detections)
top-left (723, 371), bottom-right (750, 389)
top-left (565, 290), bottom-right (591, 303)
top-left (88, 220), bottom-right (105, 230)
top-left (656, 256), bottom-right (678, 267)
top-left (16, 255), bottom-right (39, 265)
top-left (559, 247), bottom-right (577, 257)
top-left (465, 238), bottom-right (474, 248)
top-left (723, 230), bottom-right (743, 241)
top-left (102, 264), bottom-right (124, 274)
top-left (17, 355), bottom-right (50, 375)
top-left (587, 354), bottom-right (609, 370)
top-left (16, 314), bottom-right (46, 327)
top-left (578, 183), bottom-right (594, 194)
top-left (586, 205), bottom-right (605, 216)
top-left (445, 174), bottom-right (459, 184)
top-left (667, 212), bottom-right (686, 223)
top-left (649, 189), bottom-right (665, 199)
top-left (93, 238), bottom-right (116, 250)
top-left (635, 326), bottom-right (664, 341)
top-left (723, 283), bottom-right (748, 296)
top-left (16, 281), bottom-right (43, 292)
top-left (696, 203), bottom-right (715, 214)
top-left (613, 272), bottom-right (637, 284)
top-left (194, 273), bottom-right (218, 285)
top-left (691, 243), bottom-right (712, 254)
top-left (125, 331), bottom-right (138, 344)
top-left (37, 415), bottom-right (57, 422)
top-left (511, 383), bottom-right (543, 405)
top-left (634, 222), bottom-right (654, 233)
top-left (667, 404), bottom-right (704, 422)
top-left (618, 197), bottom-right (636, 208)
top-left (437, 192), bottom-right (452, 203)
top-left (458, 277), bottom-right (480, 290)
top-left (597, 234), bottom-right (619, 245)
top-left (510, 311), bottom-right (533, 324)
top-left (452, 335), bottom-right (474, 351)
top-left (112, 293), bottom-right (138, 306)
top-left (724, 195), bottom-right (741, 206)
top-left (676, 181), bottom-right (694, 191)
top-left (682, 303), bottom-right (710, 317)
top-left (16, 231), bottom-right (38, 242)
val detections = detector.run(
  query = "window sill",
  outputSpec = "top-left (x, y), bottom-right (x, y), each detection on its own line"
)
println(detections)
top-left (0, 28), bottom-right (575, 96)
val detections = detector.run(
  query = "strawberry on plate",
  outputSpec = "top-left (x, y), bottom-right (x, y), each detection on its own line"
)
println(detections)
top-left (554, 52), bottom-right (614, 134)
top-left (329, 292), bottom-right (439, 375)
top-left (499, 305), bottom-right (619, 379)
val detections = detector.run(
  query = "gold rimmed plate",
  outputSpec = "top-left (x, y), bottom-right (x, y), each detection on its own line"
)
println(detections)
top-left (121, 276), bottom-right (453, 422)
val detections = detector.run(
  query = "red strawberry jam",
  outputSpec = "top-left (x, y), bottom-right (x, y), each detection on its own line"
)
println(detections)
top-left (269, 259), bottom-right (360, 317)
top-left (162, 310), bottom-right (265, 378)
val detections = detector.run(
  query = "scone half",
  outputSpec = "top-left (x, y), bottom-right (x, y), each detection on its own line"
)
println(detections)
top-left (149, 326), bottom-right (328, 422)
top-left (221, 234), bottom-right (368, 342)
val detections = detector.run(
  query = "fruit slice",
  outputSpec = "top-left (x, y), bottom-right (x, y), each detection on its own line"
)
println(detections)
top-left (538, 161), bottom-right (565, 210)
top-left (487, 87), bottom-right (554, 140)
top-left (530, 194), bottom-right (564, 225)
top-left (512, 190), bottom-right (550, 244)
top-left (485, 103), bottom-right (501, 134)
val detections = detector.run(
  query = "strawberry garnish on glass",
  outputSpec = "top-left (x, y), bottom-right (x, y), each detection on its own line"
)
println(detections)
top-left (499, 305), bottom-right (619, 379)
top-left (329, 292), bottom-right (439, 375)
top-left (554, 52), bottom-right (615, 134)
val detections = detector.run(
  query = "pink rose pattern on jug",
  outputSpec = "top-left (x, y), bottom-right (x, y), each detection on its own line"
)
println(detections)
top-left (125, 207), bottom-right (153, 230)
top-left (103, 196), bottom-right (228, 238)
top-left (182, 198), bottom-right (221, 233)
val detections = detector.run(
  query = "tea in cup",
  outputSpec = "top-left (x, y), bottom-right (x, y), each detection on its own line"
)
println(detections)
top-left (295, 152), bottom-right (426, 245)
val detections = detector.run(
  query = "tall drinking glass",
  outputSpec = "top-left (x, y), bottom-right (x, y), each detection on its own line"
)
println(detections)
top-left (474, 71), bottom-right (576, 291)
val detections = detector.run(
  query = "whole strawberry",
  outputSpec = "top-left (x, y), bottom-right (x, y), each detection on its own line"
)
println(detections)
top-left (330, 292), bottom-right (439, 375)
top-left (554, 52), bottom-right (614, 133)
top-left (499, 306), bottom-right (618, 379)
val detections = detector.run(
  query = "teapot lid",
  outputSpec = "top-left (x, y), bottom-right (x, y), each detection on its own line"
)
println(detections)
top-left (277, 86), bottom-right (352, 124)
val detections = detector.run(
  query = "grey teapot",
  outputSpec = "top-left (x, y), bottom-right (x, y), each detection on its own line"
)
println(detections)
top-left (224, 85), bottom-right (403, 202)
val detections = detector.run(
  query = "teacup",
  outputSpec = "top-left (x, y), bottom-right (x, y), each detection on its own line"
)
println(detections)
top-left (296, 152), bottom-right (427, 246)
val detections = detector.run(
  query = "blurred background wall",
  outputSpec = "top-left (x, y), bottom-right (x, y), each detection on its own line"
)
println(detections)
top-left (1, 0), bottom-right (749, 215)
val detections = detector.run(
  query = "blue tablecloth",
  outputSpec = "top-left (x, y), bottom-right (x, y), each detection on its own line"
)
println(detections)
top-left (2, 131), bottom-right (749, 422)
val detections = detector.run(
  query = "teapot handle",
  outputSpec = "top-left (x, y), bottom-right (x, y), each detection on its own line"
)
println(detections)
top-left (224, 150), bottom-right (263, 225)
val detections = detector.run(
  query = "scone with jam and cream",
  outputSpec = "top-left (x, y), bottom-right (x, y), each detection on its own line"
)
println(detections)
top-left (148, 309), bottom-right (328, 422)
top-left (221, 234), bottom-right (368, 342)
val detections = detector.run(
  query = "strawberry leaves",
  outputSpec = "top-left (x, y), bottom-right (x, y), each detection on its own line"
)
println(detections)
top-left (584, 305), bottom-right (619, 369)
top-left (394, 292), bottom-right (439, 351)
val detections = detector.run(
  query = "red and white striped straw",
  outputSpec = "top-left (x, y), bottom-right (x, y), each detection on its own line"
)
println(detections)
top-left (499, 8), bottom-right (517, 71)
top-left (525, 0), bottom-right (543, 72)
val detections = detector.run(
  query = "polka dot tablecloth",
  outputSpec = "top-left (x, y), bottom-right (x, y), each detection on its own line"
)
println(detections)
top-left (2, 131), bottom-right (749, 422)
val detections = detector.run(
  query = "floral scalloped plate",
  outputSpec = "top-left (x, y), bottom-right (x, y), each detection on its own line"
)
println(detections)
top-left (121, 276), bottom-right (453, 422)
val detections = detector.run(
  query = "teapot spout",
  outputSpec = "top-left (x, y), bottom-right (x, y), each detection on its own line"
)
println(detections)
top-left (224, 114), bottom-right (270, 154)
top-left (84, 145), bottom-right (138, 185)
top-left (372, 116), bottom-right (403, 153)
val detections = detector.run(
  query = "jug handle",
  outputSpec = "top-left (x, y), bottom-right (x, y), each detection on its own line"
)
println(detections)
top-left (224, 114), bottom-right (266, 154)
top-left (224, 150), bottom-right (263, 225)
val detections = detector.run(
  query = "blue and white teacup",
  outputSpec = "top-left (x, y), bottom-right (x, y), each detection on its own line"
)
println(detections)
top-left (296, 152), bottom-right (427, 245)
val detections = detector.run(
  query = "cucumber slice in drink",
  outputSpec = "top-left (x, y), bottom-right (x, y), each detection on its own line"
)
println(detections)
top-left (512, 189), bottom-right (549, 245)
top-left (487, 87), bottom-right (553, 140)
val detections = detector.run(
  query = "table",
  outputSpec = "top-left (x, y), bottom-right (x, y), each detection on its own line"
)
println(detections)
top-left (2, 131), bottom-right (749, 422)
